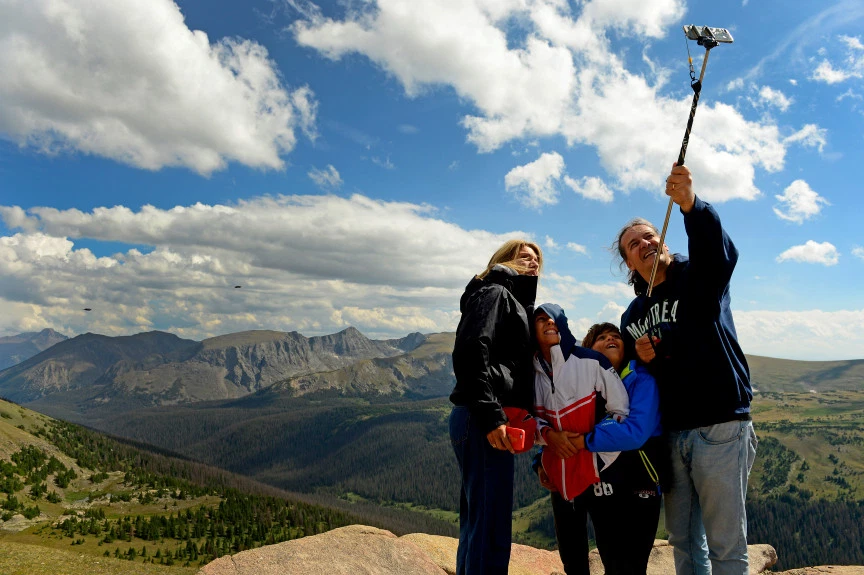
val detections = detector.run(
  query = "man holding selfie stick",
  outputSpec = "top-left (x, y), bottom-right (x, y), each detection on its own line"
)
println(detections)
top-left (615, 164), bottom-right (757, 575)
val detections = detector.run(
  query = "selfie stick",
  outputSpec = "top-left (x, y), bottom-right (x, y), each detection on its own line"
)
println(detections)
top-left (646, 26), bottom-right (734, 297)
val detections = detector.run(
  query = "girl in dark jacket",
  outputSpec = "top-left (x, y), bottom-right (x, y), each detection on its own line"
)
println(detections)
top-left (449, 239), bottom-right (542, 575)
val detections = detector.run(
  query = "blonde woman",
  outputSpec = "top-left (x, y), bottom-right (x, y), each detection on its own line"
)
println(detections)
top-left (449, 239), bottom-right (542, 575)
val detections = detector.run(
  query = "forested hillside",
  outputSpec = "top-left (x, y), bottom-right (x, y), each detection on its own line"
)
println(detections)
top-left (90, 387), bottom-right (864, 570)
top-left (0, 400), bottom-right (456, 573)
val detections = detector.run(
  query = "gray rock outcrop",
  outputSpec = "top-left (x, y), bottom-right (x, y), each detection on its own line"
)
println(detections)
top-left (196, 524), bottom-right (795, 575)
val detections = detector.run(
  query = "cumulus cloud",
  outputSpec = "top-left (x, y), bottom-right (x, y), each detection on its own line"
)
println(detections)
top-left (757, 86), bottom-right (793, 112)
top-left (307, 165), bottom-right (343, 191)
top-left (853, 247), bottom-right (864, 261)
top-left (0, 196), bottom-right (534, 339)
top-left (289, 0), bottom-right (812, 203)
top-left (783, 124), bottom-right (827, 154)
top-left (544, 236), bottom-right (559, 250)
top-left (564, 176), bottom-right (614, 203)
top-left (566, 242), bottom-right (589, 256)
top-left (776, 241), bottom-right (839, 266)
top-left (810, 34), bottom-right (864, 84)
top-left (0, 0), bottom-right (316, 175)
top-left (736, 309), bottom-right (864, 360)
top-left (504, 152), bottom-right (565, 209)
top-left (773, 180), bottom-right (829, 223)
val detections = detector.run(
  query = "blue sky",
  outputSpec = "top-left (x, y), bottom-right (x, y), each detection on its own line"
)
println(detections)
top-left (1, 0), bottom-right (863, 360)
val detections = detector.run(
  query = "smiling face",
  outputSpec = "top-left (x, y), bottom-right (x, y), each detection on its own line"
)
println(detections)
top-left (590, 328), bottom-right (625, 372)
top-left (620, 224), bottom-right (671, 284)
top-left (534, 311), bottom-right (560, 355)
top-left (516, 245), bottom-right (540, 276)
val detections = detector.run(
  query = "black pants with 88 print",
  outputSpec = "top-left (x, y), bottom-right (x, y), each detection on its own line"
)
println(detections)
top-left (551, 480), bottom-right (661, 575)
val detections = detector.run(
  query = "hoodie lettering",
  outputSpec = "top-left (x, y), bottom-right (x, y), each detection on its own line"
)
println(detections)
top-left (625, 298), bottom-right (679, 340)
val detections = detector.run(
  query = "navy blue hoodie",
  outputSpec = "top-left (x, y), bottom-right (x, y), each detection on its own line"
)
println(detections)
top-left (619, 197), bottom-right (752, 431)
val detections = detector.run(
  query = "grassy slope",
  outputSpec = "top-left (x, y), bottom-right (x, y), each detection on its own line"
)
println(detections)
top-left (0, 541), bottom-right (194, 575)
top-left (749, 390), bottom-right (864, 498)
top-left (0, 402), bottom-right (226, 573)
top-left (748, 355), bottom-right (864, 393)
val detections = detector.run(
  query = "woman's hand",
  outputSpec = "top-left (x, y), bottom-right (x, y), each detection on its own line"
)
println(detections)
top-left (546, 430), bottom-right (581, 459)
top-left (486, 424), bottom-right (515, 453)
top-left (537, 466), bottom-right (556, 491)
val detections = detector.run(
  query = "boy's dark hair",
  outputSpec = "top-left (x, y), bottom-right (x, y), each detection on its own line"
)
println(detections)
top-left (581, 322), bottom-right (621, 349)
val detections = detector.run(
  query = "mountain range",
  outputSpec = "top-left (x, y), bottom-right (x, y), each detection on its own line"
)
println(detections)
top-left (0, 327), bottom-right (436, 418)
top-left (0, 328), bottom-right (67, 370)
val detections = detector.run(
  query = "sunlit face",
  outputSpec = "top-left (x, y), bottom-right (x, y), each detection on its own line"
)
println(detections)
top-left (534, 311), bottom-right (560, 350)
top-left (590, 329), bottom-right (625, 372)
top-left (515, 245), bottom-right (540, 276)
top-left (620, 224), bottom-right (670, 281)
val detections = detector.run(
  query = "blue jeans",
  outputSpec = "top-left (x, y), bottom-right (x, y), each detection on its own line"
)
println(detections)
top-left (665, 420), bottom-right (758, 575)
top-left (450, 406), bottom-right (514, 575)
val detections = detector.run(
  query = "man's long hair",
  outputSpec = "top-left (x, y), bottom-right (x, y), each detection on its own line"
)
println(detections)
top-left (612, 217), bottom-right (658, 296)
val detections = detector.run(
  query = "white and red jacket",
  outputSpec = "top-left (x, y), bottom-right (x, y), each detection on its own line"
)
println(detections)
top-left (534, 345), bottom-right (630, 501)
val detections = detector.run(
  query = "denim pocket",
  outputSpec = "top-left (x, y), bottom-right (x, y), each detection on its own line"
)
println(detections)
top-left (449, 406), bottom-right (471, 446)
top-left (697, 420), bottom-right (743, 445)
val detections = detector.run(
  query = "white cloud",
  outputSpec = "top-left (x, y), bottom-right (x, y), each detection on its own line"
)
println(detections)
top-left (398, 124), bottom-right (419, 134)
top-left (784, 124), bottom-right (827, 154)
top-left (544, 236), bottom-right (558, 250)
top-left (773, 180), bottom-right (829, 223)
top-left (812, 60), bottom-right (855, 84)
top-left (776, 241), bottom-right (839, 266)
top-left (757, 86), bottom-right (793, 112)
top-left (308, 165), bottom-right (343, 191)
top-left (0, 195), bottom-right (532, 339)
top-left (736, 309), bottom-right (864, 360)
top-left (726, 78), bottom-right (744, 92)
top-left (837, 89), bottom-right (863, 102)
top-left (566, 242), bottom-right (589, 256)
top-left (563, 175), bottom-right (614, 203)
top-left (504, 152), bottom-right (565, 209)
top-left (789, 79), bottom-right (798, 86)
top-left (853, 247), bottom-right (864, 261)
top-left (289, 0), bottom-right (798, 204)
top-left (810, 35), bottom-right (864, 85)
top-left (842, 35), bottom-right (864, 51)
top-left (372, 155), bottom-right (395, 170)
top-left (0, 0), bottom-right (316, 175)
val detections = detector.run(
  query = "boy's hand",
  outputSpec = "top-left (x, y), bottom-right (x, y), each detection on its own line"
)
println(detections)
top-left (537, 466), bottom-right (556, 491)
top-left (546, 429), bottom-right (579, 459)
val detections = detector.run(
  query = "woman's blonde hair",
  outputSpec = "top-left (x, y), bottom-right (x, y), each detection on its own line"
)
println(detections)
top-left (477, 239), bottom-right (543, 279)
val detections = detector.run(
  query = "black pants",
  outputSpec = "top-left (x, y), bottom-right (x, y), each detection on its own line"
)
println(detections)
top-left (551, 482), bottom-right (661, 575)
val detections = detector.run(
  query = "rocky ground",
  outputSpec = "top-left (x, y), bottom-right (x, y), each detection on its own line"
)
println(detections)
top-left (197, 524), bottom-right (864, 575)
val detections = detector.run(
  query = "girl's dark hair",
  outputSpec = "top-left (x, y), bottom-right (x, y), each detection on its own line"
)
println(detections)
top-left (581, 322), bottom-right (621, 349)
top-left (612, 217), bottom-right (657, 296)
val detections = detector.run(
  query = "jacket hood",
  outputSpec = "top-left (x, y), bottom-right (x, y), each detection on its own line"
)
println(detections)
top-left (460, 264), bottom-right (538, 313)
top-left (534, 303), bottom-right (577, 360)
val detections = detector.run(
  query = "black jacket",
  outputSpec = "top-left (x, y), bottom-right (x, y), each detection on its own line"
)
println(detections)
top-left (620, 197), bottom-right (752, 431)
top-left (450, 265), bottom-right (538, 434)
